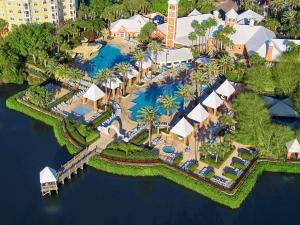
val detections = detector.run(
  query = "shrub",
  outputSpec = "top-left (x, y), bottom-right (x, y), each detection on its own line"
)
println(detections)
top-left (25, 85), bottom-right (51, 107)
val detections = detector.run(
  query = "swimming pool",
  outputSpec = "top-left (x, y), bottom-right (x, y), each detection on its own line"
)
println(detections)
top-left (163, 146), bottom-right (175, 154)
top-left (72, 104), bottom-right (93, 116)
top-left (82, 44), bottom-right (131, 77)
top-left (130, 82), bottom-right (183, 121)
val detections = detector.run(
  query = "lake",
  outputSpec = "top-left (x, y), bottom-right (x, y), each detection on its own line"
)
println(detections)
top-left (1, 85), bottom-right (300, 225)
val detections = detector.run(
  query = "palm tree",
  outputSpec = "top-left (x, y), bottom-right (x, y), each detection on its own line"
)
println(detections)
top-left (147, 41), bottom-right (162, 74)
top-left (176, 84), bottom-right (194, 110)
top-left (188, 32), bottom-right (197, 48)
top-left (115, 62), bottom-right (130, 96)
top-left (281, 10), bottom-right (297, 24)
top-left (206, 61), bottom-right (220, 83)
top-left (96, 69), bottom-right (110, 106)
top-left (218, 55), bottom-right (234, 75)
top-left (157, 95), bottom-right (179, 130)
top-left (132, 49), bottom-right (146, 82)
top-left (199, 142), bottom-right (210, 160)
top-left (190, 70), bottom-right (207, 97)
top-left (137, 106), bottom-right (159, 146)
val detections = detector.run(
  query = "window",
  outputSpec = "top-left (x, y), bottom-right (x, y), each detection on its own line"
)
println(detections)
top-left (44, 8), bottom-right (47, 11)
top-left (9, 10), bottom-right (13, 13)
top-left (10, 17), bottom-right (14, 20)
top-left (7, 1), bottom-right (12, 6)
top-left (17, 2), bottom-right (21, 6)
top-left (34, 2), bottom-right (38, 6)
top-left (35, 17), bottom-right (39, 21)
top-left (18, 10), bottom-right (21, 13)
top-left (19, 18), bottom-right (23, 21)
top-left (45, 15), bottom-right (48, 19)
top-left (35, 9), bottom-right (38, 13)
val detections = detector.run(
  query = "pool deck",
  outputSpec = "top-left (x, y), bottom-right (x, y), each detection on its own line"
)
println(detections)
top-left (104, 38), bottom-right (136, 54)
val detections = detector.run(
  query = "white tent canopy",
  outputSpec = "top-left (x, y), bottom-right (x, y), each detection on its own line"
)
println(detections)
top-left (170, 117), bottom-right (194, 138)
top-left (136, 57), bottom-right (152, 69)
top-left (103, 78), bottom-right (122, 90)
top-left (216, 80), bottom-right (236, 98)
top-left (40, 167), bottom-right (57, 184)
top-left (286, 139), bottom-right (300, 153)
top-left (187, 103), bottom-right (209, 123)
top-left (83, 83), bottom-right (105, 101)
top-left (202, 91), bottom-right (223, 109)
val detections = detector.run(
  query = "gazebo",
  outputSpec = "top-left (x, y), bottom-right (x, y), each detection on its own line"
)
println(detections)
top-left (82, 83), bottom-right (105, 110)
top-left (216, 80), bottom-right (236, 101)
top-left (103, 78), bottom-right (123, 97)
top-left (286, 139), bottom-right (300, 160)
top-left (202, 91), bottom-right (223, 115)
top-left (170, 117), bottom-right (194, 145)
top-left (187, 103), bottom-right (209, 129)
top-left (40, 166), bottom-right (58, 195)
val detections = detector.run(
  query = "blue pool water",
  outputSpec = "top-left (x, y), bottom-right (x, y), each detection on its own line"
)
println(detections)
top-left (130, 82), bottom-right (183, 120)
top-left (163, 145), bottom-right (175, 153)
top-left (72, 104), bottom-right (93, 116)
top-left (82, 44), bottom-right (131, 77)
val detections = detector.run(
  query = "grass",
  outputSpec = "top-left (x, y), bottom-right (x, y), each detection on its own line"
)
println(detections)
top-left (130, 130), bottom-right (149, 145)
top-left (6, 91), bottom-right (80, 155)
top-left (65, 119), bottom-right (99, 146)
top-left (201, 149), bottom-right (234, 169)
top-left (223, 172), bottom-right (238, 181)
top-left (239, 152), bottom-right (254, 161)
top-left (47, 90), bottom-right (76, 110)
top-left (91, 105), bottom-right (113, 127)
top-left (88, 157), bottom-right (300, 209)
top-left (102, 141), bottom-right (158, 160)
top-left (231, 162), bottom-right (247, 170)
top-left (173, 154), bottom-right (183, 166)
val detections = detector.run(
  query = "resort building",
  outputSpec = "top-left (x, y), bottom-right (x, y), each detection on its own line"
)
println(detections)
top-left (109, 14), bottom-right (149, 39)
top-left (154, 2), bottom-right (300, 62)
top-left (0, 0), bottom-right (78, 28)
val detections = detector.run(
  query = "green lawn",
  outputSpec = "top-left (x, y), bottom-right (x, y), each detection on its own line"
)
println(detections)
top-left (201, 149), bottom-right (234, 169)
top-left (102, 141), bottom-right (158, 160)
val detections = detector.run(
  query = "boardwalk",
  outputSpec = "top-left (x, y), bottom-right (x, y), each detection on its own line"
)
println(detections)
top-left (41, 146), bottom-right (102, 196)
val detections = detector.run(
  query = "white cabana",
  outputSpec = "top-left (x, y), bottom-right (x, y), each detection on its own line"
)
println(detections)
top-left (216, 80), bottom-right (236, 99)
top-left (286, 139), bottom-right (300, 160)
top-left (103, 78), bottom-right (122, 90)
top-left (135, 57), bottom-right (152, 69)
top-left (202, 91), bottom-right (223, 112)
top-left (40, 167), bottom-right (57, 184)
top-left (83, 83), bottom-right (105, 101)
top-left (187, 103), bottom-right (209, 124)
top-left (170, 117), bottom-right (194, 144)
top-left (286, 139), bottom-right (300, 153)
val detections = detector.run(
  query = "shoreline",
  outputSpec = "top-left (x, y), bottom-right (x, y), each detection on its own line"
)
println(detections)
top-left (6, 89), bottom-right (300, 209)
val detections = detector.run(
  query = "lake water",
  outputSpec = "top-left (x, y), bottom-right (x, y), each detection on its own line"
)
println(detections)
top-left (1, 85), bottom-right (300, 225)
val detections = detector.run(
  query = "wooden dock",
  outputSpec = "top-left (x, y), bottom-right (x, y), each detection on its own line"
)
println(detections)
top-left (41, 147), bottom-right (102, 196)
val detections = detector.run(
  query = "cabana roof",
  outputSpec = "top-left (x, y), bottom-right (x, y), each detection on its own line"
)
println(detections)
top-left (170, 117), bottom-right (194, 138)
top-left (153, 48), bottom-right (193, 65)
top-left (187, 103), bottom-right (209, 123)
top-left (286, 139), bottom-right (300, 153)
top-left (103, 78), bottom-right (122, 90)
top-left (40, 167), bottom-right (57, 184)
top-left (83, 83), bottom-right (105, 101)
top-left (202, 91), bottom-right (223, 109)
top-left (216, 80), bottom-right (236, 98)
top-left (269, 101), bottom-right (299, 118)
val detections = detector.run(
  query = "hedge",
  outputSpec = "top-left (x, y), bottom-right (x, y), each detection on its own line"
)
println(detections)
top-left (6, 91), bottom-right (80, 155)
top-left (88, 157), bottom-right (300, 209)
